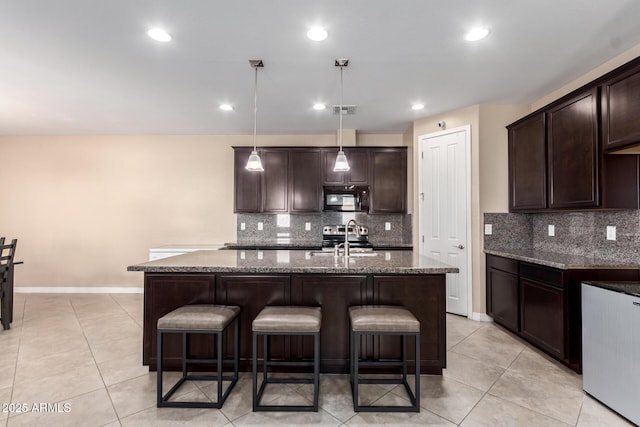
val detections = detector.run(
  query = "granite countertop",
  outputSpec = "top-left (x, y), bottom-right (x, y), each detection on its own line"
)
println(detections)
top-left (485, 248), bottom-right (640, 270)
top-left (128, 249), bottom-right (458, 275)
top-left (150, 244), bottom-right (226, 252)
top-left (583, 281), bottom-right (640, 297)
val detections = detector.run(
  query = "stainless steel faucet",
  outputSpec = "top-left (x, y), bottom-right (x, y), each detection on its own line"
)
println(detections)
top-left (343, 219), bottom-right (359, 257)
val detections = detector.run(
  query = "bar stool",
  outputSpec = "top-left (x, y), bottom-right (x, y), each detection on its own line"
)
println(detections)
top-left (349, 305), bottom-right (420, 412)
top-left (252, 306), bottom-right (321, 412)
top-left (157, 304), bottom-right (240, 408)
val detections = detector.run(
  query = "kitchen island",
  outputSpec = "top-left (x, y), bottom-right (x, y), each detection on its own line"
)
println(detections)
top-left (128, 249), bottom-right (458, 374)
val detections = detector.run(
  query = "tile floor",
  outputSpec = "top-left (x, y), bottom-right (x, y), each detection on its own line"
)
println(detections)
top-left (0, 294), bottom-right (633, 426)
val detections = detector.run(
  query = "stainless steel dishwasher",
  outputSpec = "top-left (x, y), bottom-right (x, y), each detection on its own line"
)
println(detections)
top-left (582, 282), bottom-right (640, 425)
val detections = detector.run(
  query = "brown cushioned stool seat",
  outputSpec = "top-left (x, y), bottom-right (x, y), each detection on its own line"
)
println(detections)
top-left (349, 305), bottom-right (420, 412)
top-left (157, 304), bottom-right (240, 409)
top-left (252, 306), bottom-right (321, 412)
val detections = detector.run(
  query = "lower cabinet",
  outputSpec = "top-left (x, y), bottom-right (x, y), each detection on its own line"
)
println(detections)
top-left (520, 277), bottom-right (565, 360)
top-left (143, 274), bottom-right (216, 369)
top-left (373, 275), bottom-right (446, 373)
top-left (291, 275), bottom-right (367, 372)
top-left (486, 254), bottom-right (640, 373)
top-left (486, 256), bottom-right (519, 333)
top-left (144, 271), bottom-right (447, 374)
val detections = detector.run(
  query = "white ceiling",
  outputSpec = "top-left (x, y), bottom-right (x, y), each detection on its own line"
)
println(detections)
top-left (2, 0), bottom-right (640, 136)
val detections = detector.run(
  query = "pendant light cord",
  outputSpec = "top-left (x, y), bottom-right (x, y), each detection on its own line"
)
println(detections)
top-left (253, 66), bottom-right (258, 151)
top-left (339, 65), bottom-right (343, 150)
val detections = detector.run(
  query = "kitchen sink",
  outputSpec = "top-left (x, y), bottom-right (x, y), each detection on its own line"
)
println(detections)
top-left (308, 250), bottom-right (378, 257)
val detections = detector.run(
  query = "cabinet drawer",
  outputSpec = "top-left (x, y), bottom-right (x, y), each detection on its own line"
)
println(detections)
top-left (519, 262), bottom-right (564, 287)
top-left (487, 255), bottom-right (518, 275)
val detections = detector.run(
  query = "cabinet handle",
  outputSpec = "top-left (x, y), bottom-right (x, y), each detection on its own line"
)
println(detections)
top-left (633, 301), bottom-right (640, 307)
top-left (452, 244), bottom-right (465, 250)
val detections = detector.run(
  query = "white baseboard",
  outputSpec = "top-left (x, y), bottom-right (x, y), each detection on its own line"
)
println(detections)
top-left (15, 287), bottom-right (143, 294)
top-left (471, 312), bottom-right (493, 322)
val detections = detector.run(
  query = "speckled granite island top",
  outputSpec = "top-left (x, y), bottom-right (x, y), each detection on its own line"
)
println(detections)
top-left (485, 248), bottom-right (639, 270)
top-left (128, 249), bottom-right (457, 274)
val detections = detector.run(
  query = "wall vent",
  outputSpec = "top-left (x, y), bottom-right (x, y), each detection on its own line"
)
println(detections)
top-left (332, 105), bottom-right (357, 115)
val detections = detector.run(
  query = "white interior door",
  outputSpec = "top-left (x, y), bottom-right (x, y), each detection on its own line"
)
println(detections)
top-left (419, 126), bottom-right (471, 316)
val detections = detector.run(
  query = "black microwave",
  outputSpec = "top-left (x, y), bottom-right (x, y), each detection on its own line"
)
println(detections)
top-left (323, 186), bottom-right (370, 212)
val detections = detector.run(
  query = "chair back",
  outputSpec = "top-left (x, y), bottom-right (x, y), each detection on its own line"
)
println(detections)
top-left (0, 238), bottom-right (17, 267)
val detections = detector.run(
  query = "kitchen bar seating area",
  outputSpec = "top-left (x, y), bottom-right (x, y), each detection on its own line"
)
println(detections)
top-left (1, 292), bottom-right (631, 426)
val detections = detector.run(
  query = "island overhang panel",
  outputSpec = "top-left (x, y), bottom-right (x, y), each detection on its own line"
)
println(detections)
top-left (128, 250), bottom-right (458, 375)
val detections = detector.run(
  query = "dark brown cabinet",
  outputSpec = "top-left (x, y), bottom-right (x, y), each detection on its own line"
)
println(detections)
top-left (143, 274), bottom-right (216, 369)
top-left (373, 275), bottom-right (446, 373)
top-left (289, 149), bottom-right (322, 213)
top-left (143, 271), bottom-right (448, 374)
top-left (508, 113), bottom-right (547, 211)
top-left (234, 148), bottom-right (261, 213)
top-left (602, 62), bottom-right (640, 151)
top-left (291, 275), bottom-right (367, 371)
top-left (486, 255), bottom-right (519, 333)
top-left (322, 148), bottom-right (369, 186)
top-left (370, 148), bottom-right (407, 213)
top-left (261, 149), bottom-right (289, 212)
top-left (547, 89), bottom-right (599, 209)
top-left (518, 262), bottom-right (567, 360)
top-left (486, 254), bottom-right (640, 373)
top-left (234, 147), bottom-right (322, 213)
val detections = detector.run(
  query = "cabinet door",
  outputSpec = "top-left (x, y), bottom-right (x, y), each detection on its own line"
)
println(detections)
top-left (144, 274), bottom-right (215, 369)
top-left (508, 113), bottom-right (547, 211)
top-left (321, 148), bottom-right (369, 186)
top-left (373, 275), bottom-right (446, 374)
top-left (216, 275), bottom-right (290, 369)
top-left (345, 148), bottom-right (369, 185)
top-left (262, 149), bottom-right (288, 212)
top-left (234, 148), bottom-right (262, 213)
top-left (291, 275), bottom-right (367, 373)
top-left (369, 148), bottom-right (407, 213)
top-left (520, 277), bottom-right (565, 360)
top-left (602, 64), bottom-right (640, 151)
top-left (487, 268), bottom-right (519, 333)
top-left (289, 149), bottom-right (322, 212)
top-left (547, 89), bottom-right (599, 209)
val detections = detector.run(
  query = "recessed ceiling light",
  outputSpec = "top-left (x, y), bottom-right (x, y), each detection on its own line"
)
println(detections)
top-left (465, 27), bottom-right (489, 42)
top-left (147, 28), bottom-right (171, 42)
top-left (313, 103), bottom-right (326, 110)
top-left (307, 27), bottom-right (328, 41)
top-left (411, 103), bottom-right (425, 111)
top-left (219, 104), bottom-right (233, 111)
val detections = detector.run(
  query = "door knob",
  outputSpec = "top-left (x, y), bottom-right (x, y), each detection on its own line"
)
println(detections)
top-left (452, 244), bottom-right (465, 250)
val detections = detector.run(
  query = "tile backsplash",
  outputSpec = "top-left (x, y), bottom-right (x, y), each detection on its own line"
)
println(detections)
top-left (237, 213), bottom-right (412, 246)
top-left (484, 210), bottom-right (640, 263)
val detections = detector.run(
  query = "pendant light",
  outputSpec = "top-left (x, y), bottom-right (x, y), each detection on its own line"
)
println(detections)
top-left (245, 59), bottom-right (264, 171)
top-left (333, 59), bottom-right (350, 172)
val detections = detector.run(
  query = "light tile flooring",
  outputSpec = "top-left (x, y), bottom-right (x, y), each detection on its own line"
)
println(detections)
top-left (0, 294), bottom-right (633, 426)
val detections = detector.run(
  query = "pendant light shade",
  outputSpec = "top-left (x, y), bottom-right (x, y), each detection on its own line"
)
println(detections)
top-left (333, 59), bottom-right (350, 172)
top-left (245, 60), bottom-right (264, 172)
top-left (333, 150), bottom-right (350, 171)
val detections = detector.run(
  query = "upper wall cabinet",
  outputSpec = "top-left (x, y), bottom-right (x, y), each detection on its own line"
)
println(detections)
top-left (508, 113), bottom-right (547, 211)
top-left (602, 62), bottom-right (640, 152)
top-left (234, 147), bottom-right (321, 214)
top-left (289, 149), bottom-right (322, 213)
top-left (507, 56), bottom-right (640, 212)
top-left (370, 148), bottom-right (407, 213)
top-left (261, 149), bottom-right (289, 213)
top-left (546, 89), bottom-right (599, 209)
top-left (322, 148), bottom-right (369, 186)
top-left (234, 148), bottom-right (262, 213)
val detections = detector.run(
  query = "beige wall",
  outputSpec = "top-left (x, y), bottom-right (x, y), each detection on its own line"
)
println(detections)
top-left (0, 133), bottom-right (400, 288)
